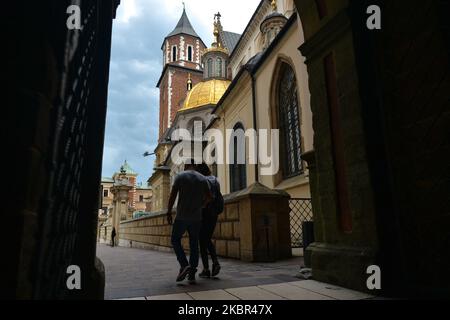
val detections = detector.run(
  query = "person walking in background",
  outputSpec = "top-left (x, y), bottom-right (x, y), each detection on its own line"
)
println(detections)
top-left (111, 227), bottom-right (116, 248)
top-left (167, 159), bottom-right (213, 284)
top-left (196, 163), bottom-right (224, 279)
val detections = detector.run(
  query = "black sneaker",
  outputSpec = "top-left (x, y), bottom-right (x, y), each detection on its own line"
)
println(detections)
top-left (188, 269), bottom-right (197, 284)
top-left (212, 263), bottom-right (221, 277)
top-left (199, 269), bottom-right (211, 279)
top-left (176, 266), bottom-right (191, 282)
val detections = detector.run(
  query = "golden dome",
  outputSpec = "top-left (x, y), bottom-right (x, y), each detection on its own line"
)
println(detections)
top-left (181, 79), bottom-right (231, 111)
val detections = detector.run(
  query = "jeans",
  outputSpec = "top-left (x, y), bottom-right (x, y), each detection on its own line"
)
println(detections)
top-left (171, 219), bottom-right (202, 269)
top-left (200, 210), bottom-right (219, 270)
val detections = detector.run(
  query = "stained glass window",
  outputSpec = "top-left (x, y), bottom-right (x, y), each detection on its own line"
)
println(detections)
top-left (207, 58), bottom-right (213, 78)
top-left (230, 123), bottom-right (247, 192)
top-left (217, 58), bottom-right (223, 77)
top-left (278, 63), bottom-right (302, 178)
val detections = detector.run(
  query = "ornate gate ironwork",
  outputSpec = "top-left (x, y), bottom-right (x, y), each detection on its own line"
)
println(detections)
top-left (289, 198), bottom-right (313, 248)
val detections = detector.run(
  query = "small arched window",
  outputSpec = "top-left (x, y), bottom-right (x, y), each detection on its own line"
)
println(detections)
top-left (172, 46), bottom-right (177, 62)
top-left (187, 46), bottom-right (193, 61)
top-left (207, 58), bottom-right (213, 78)
top-left (230, 123), bottom-right (247, 193)
top-left (216, 58), bottom-right (223, 77)
top-left (278, 62), bottom-right (302, 178)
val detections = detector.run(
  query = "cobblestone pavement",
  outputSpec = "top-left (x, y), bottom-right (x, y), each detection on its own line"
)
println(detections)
top-left (97, 244), bottom-right (304, 300)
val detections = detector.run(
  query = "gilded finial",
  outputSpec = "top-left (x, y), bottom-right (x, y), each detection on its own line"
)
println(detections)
top-left (187, 73), bottom-right (193, 91)
top-left (213, 12), bottom-right (222, 48)
top-left (213, 28), bottom-right (220, 47)
top-left (271, 0), bottom-right (277, 12)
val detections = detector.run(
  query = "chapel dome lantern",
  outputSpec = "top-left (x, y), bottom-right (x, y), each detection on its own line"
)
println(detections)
top-left (202, 12), bottom-right (230, 80)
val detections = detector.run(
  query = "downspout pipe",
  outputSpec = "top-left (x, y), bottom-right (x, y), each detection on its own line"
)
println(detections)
top-left (249, 71), bottom-right (259, 183)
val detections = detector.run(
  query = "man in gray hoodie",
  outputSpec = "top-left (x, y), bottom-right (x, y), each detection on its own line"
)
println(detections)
top-left (167, 159), bottom-right (212, 283)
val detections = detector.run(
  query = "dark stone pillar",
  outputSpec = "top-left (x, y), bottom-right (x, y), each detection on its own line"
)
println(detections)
top-left (294, 0), bottom-right (379, 293)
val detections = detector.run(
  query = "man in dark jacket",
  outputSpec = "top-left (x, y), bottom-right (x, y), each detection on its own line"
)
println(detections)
top-left (167, 159), bottom-right (213, 284)
top-left (196, 163), bottom-right (223, 279)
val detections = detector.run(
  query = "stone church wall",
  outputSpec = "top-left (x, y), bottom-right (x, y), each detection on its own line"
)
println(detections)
top-left (111, 182), bottom-right (292, 262)
top-left (116, 205), bottom-right (241, 259)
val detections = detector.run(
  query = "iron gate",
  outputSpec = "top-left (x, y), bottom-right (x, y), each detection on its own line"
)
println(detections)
top-left (289, 198), bottom-right (313, 248)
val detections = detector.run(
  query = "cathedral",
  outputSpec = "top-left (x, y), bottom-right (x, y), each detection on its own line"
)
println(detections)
top-left (149, 0), bottom-right (311, 213)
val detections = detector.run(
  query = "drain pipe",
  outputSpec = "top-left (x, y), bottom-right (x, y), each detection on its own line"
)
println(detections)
top-left (250, 71), bottom-right (259, 183)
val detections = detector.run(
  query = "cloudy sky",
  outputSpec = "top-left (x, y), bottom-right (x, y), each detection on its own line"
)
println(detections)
top-left (102, 0), bottom-right (261, 184)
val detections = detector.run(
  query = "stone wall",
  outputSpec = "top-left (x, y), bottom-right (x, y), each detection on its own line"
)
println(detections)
top-left (295, 0), bottom-right (450, 296)
top-left (99, 224), bottom-right (112, 246)
top-left (295, 0), bottom-right (379, 292)
top-left (117, 207), bottom-right (240, 259)
top-left (4, 1), bottom-right (119, 299)
top-left (149, 170), bottom-right (171, 213)
top-left (105, 182), bottom-right (292, 263)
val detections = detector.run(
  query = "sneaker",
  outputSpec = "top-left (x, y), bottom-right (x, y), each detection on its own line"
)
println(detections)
top-left (176, 266), bottom-right (191, 282)
top-left (212, 263), bottom-right (221, 277)
top-left (199, 269), bottom-right (211, 279)
top-left (188, 269), bottom-right (197, 284)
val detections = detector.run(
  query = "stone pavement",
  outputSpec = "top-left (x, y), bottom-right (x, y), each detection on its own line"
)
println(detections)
top-left (97, 244), bottom-right (304, 300)
top-left (142, 280), bottom-right (374, 300)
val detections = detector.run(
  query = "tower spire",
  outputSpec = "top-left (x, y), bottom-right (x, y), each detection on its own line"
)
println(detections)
top-left (166, 6), bottom-right (200, 38)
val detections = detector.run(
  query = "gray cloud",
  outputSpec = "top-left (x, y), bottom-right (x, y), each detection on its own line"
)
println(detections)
top-left (102, 5), bottom-right (170, 183)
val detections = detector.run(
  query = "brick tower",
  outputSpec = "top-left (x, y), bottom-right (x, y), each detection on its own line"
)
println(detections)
top-left (156, 8), bottom-right (206, 139)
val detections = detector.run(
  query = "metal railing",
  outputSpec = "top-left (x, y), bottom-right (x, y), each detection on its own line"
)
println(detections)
top-left (289, 198), bottom-right (313, 248)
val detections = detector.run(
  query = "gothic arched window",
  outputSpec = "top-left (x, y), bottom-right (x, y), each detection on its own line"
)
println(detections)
top-left (207, 58), bottom-right (213, 78)
top-left (216, 58), bottom-right (223, 77)
top-left (230, 123), bottom-right (247, 193)
top-left (172, 46), bottom-right (177, 62)
top-left (278, 62), bottom-right (302, 178)
top-left (187, 46), bottom-right (193, 61)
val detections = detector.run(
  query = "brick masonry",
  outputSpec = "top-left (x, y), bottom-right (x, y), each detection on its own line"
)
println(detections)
top-left (158, 34), bottom-right (206, 138)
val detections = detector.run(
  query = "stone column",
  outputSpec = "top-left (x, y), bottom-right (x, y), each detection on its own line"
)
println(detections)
top-left (294, 0), bottom-right (379, 292)
top-left (110, 173), bottom-right (133, 246)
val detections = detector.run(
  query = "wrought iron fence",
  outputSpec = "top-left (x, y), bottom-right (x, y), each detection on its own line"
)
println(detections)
top-left (289, 198), bottom-right (313, 248)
